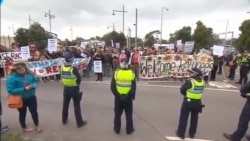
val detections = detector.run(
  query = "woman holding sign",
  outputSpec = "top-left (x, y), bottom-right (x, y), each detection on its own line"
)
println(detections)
top-left (6, 62), bottom-right (42, 132)
top-left (93, 50), bottom-right (104, 81)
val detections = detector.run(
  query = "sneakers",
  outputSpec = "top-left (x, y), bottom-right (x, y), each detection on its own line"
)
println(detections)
top-left (1, 126), bottom-right (9, 134)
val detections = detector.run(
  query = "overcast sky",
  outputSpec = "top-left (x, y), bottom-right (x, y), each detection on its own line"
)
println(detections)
top-left (1, 0), bottom-right (250, 41)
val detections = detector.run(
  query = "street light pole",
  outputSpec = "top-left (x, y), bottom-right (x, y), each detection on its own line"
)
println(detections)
top-left (107, 23), bottom-right (115, 31)
top-left (28, 15), bottom-right (35, 26)
top-left (160, 7), bottom-right (169, 47)
top-left (112, 5), bottom-right (127, 33)
top-left (135, 8), bottom-right (138, 48)
top-left (45, 10), bottom-right (55, 34)
top-left (70, 26), bottom-right (73, 41)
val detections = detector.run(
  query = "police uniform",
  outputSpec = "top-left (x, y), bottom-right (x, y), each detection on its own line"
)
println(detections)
top-left (176, 68), bottom-right (205, 139)
top-left (61, 53), bottom-right (87, 128)
top-left (223, 81), bottom-right (250, 141)
top-left (110, 60), bottom-right (136, 135)
top-left (237, 53), bottom-right (250, 85)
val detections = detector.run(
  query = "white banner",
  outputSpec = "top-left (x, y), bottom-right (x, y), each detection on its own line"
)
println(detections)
top-left (48, 39), bottom-right (58, 53)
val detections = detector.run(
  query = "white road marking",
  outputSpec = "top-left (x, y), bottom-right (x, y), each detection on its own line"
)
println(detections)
top-left (1, 78), bottom-right (239, 92)
top-left (209, 81), bottom-right (237, 89)
top-left (165, 136), bottom-right (214, 141)
top-left (82, 82), bottom-right (239, 93)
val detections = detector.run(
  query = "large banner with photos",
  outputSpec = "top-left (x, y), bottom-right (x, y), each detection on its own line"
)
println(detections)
top-left (139, 54), bottom-right (214, 79)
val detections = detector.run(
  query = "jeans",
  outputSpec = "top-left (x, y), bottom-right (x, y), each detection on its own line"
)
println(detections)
top-left (18, 95), bottom-right (39, 129)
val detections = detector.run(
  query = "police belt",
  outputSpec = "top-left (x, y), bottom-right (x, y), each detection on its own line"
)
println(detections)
top-left (184, 97), bottom-right (201, 102)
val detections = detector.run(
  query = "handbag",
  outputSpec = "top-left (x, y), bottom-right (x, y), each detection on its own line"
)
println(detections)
top-left (7, 74), bottom-right (27, 109)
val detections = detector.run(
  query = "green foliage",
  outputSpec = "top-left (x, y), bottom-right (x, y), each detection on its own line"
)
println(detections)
top-left (27, 22), bottom-right (48, 51)
top-left (235, 20), bottom-right (250, 52)
top-left (14, 22), bottom-right (50, 51)
top-left (14, 28), bottom-right (29, 47)
top-left (192, 21), bottom-right (214, 49)
top-left (1, 133), bottom-right (25, 141)
top-left (102, 31), bottom-right (127, 47)
top-left (169, 26), bottom-right (192, 43)
top-left (144, 30), bottom-right (160, 47)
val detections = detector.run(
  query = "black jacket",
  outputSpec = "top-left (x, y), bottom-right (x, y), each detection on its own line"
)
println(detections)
top-left (110, 69), bottom-right (136, 100)
top-left (180, 76), bottom-right (203, 97)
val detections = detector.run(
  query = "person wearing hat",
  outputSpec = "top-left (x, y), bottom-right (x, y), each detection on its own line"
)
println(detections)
top-left (175, 68), bottom-right (205, 139)
top-left (223, 80), bottom-right (250, 141)
top-left (61, 53), bottom-right (87, 128)
top-left (110, 58), bottom-right (136, 135)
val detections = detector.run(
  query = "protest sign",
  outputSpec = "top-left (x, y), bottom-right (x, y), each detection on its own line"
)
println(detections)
top-left (0, 52), bottom-right (22, 68)
top-left (20, 46), bottom-right (31, 60)
top-left (26, 58), bottom-right (90, 77)
top-left (48, 39), bottom-right (58, 53)
top-left (93, 60), bottom-right (102, 73)
top-left (139, 54), bottom-right (214, 79)
top-left (184, 41), bottom-right (195, 53)
top-left (213, 45), bottom-right (224, 56)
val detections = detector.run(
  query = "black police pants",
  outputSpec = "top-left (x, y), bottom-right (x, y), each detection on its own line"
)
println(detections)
top-left (239, 67), bottom-right (249, 84)
top-left (210, 65), bottom-right (218, 81)
top-left (231, 101), bottom-right (250, 140)
top-left (62, 87), bottom-right (84, 126)
top-left (229, 65), bottom-right (237, 80)
top-left (114, 97), bottom-right (133, 133)
top-left (177, 99), bottom-right (201, 137)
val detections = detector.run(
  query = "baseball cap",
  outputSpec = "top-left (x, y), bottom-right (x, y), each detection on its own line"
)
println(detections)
top-left (64, 52), bottom-right (74, 62)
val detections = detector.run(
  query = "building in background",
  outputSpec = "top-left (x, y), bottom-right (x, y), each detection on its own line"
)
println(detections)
top-left (0, 36), bottom-right (15, 48)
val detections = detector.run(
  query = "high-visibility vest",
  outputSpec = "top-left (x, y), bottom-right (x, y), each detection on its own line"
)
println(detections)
top-left (186, 78), bottom-right (205, 100)
top-left (61, 66), bottom-right (77, 86)
top-left (114, 69), bottom-right (135, 95)
top-left (241, 56), bottom-right (249, 64)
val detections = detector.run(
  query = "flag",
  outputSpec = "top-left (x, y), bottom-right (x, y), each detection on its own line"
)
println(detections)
top-left (49, 15), bottom-right (55, 19)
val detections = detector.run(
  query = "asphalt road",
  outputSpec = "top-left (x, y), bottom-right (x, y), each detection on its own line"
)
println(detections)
top-left (0, 77), bottom-right (249, 141)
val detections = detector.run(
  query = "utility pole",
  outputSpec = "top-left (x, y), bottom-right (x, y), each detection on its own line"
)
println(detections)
top-left (135, 8), bottom-right (138, 48)
top-left (28, 15), bottom-right (35, 26)
top-left (112, 5), bottom-right (127, 33)
top-left (70, 26), bottom-right (73, 41)
top-left (45, 10), bottom-right (55, 34)
top-left (224, 20), bottom-right (229, 46)
top-left (107, 23), bottom-right (115, 31)
top-left (160, 7), bottom-right (169, 47)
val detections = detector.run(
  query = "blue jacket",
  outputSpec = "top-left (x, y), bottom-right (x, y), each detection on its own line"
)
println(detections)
top-left (6, 73), bottom-right (38, 99)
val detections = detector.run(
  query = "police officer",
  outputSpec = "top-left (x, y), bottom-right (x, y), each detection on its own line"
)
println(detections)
top-left (61, 53), bottom-right (87, 128)
top-left (223, 81), bottom-right (250, 141)
top-left (236, 51), bottom-right (250, 85)
top-left (110, 58), bottom-right (136, 135)
top-left (176, 68), bottom-right (205, 139)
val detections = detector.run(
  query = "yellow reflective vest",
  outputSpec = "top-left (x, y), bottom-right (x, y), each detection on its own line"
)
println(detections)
top-left (186, 78), bottom-right (205, 100)
top-left (61, 66), bottom-right (77, 86)
top-left (114, 69), bottom-right (135, 95)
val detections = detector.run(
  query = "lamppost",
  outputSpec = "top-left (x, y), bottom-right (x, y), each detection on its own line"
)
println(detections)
top-left (70, 26), bottom-right (73, 41)
top-left (44, 10), bottom-right (55, 34)
top-left (107, 23), bottom-right (115, 31)
top-left (28, 15), bottom-right (35, 26)
top-left (112, 5), bottom-right (127, 33)
top-left (160, 7), bottom-right (169, 47)
top-left (127, 27), bottom-right (131, 47)
top-left (134, 8), bottom-right (138, 48)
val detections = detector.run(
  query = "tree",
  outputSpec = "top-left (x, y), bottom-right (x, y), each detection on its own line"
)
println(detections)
top-left (144, 30), bottom-right (160, 47)
top-left (235, 20), bottom-right (250, 52)
top-left (102, 31), bottom-right (126, 48)
top-left (28, 22), bottom-right (48, 51)
top-left (192, 21), bottom-right (214, 49)
top-left (14, 28), bottom-right (29, 46)
top-left (169, 26), bottom-right (192, 43)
